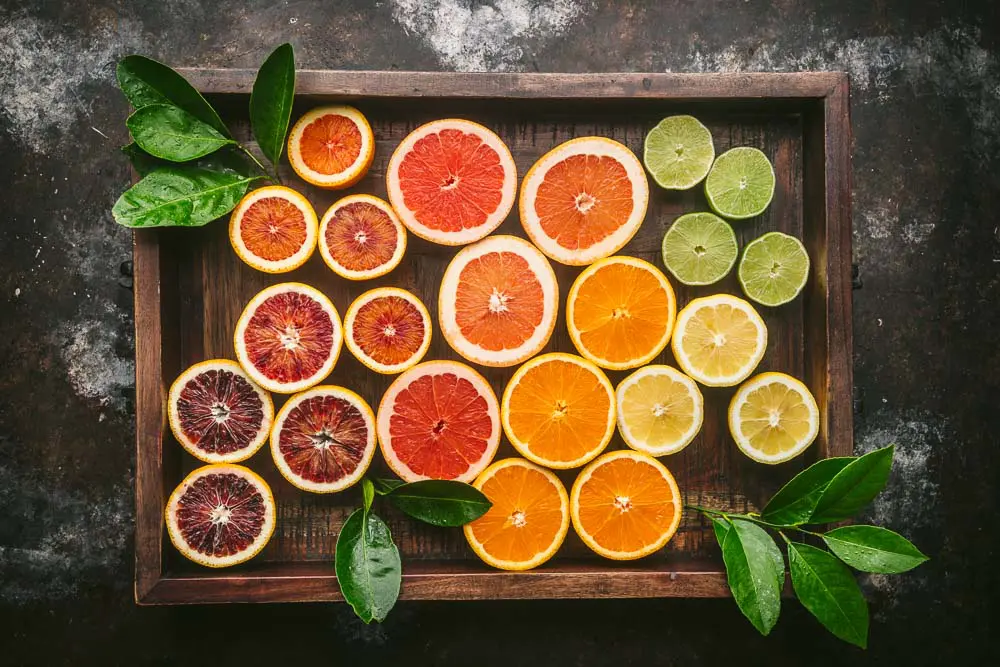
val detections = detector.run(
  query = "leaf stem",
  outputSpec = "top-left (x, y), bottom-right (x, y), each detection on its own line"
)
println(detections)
top-left (687, 505), bottom-right (792, 531)
top-left (237, 144), bottom-right (281, 184)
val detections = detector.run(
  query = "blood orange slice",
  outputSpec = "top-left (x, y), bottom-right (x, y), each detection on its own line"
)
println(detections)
top-left (234, 282), bottom-right (343, 394)
top-left (271, 386), bottom-right (377, 493)
top-left (288, 106), bottom-right (374, 189)
top-left (318, 194), bottom-right (407, 280)
top-left (386, 119), bottom-right (516, 246)
top-left (344, 287), bottom-right (432, 374)
top-left (377, 360), bottom-right (500, 482)
top-left (438, 235), bottom-right (558, 367)
top-left (229, 186), bottom-right (318, 273)
top-left (165, 464), bottom-right (275, 568)
top-left (520, 137), bottom-right (649, 265)
top-left (167, 359), bottom-right (274, 464)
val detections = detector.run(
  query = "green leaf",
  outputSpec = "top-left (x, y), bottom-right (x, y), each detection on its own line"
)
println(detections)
top-left (761, 457), bottom-right (854, 526)
top-left (721, 519), bottom-right (783, 635)
top-left (112, 166), bottom-right (259, 228)
top-left (712, 517), bottom-right (730, 547)
top-left (788, 541), bottom-right (869, 648)
top-left (250, 43), bottom-right (295, 165)
top-left (127, 104), bottom-right (234, 162)
top-left (810, 445), bottom-right (895, 524)
top-left (116, 55), bottom-right (231, 137)
top-left (334, 508), bottom-right (401, 624)
top-left (372, 478), bottom-right (406, 496)
top-left (384, 480), bottom-right (492, 527)
top-left (822, 525), bottom-right (928, 574)
top-left (362, 479), bottom-right (375, 514)
top-left (122, 143), bottom-right (257, 179)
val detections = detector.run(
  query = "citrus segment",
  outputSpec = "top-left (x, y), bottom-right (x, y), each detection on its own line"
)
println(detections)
top-left (616, 365), bottom-right (703, 457)
top-left (728, 372), bottom-right (819, 464)
top-left (738, 231), bottom-right (810, 307)
top-left (168, 359), bottom-right (273, 464)
top-left (439, 235), bottom-right (558, 367)
top-left (670, 294), bottom-right (767, 387)
top-left (377, 360), bottom-right (500, 482)
top-left (318, 194), bottom-right (406, 280)
top-left (520, 137), bottom-right (649, 265)
top-left (570, 450), bottom-right (682, 560)
top-left (566, 256), bottom-right (676, 370)
top-left (661, 212), bottom-right (738, 286)
top-left (229, 186), bottom-right (318, 273)
top-left (386, 119), bottom-right (516, 246)
top-left (288, 106), bottom-right (374, 189)
top-left (344, 287), bottom-right (432, 374)
top-left (643, 115), bottom-right (715, 190)
top-left (464, 458), bottom-right (570, 571)
top-left (705, 147), bottom-right (776, 220)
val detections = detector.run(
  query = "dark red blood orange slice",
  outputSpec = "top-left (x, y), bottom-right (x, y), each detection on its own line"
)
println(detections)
top-left (318, 194), bottom-right (407, 280)
top-left (229, 186), bottom-right (318, 273)
top-left (287, 106), bottom-right (374, 189)
top-left (344, 287), bottom-right (432, 375)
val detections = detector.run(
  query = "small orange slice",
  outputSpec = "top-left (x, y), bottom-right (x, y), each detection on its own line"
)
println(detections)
top-left (229, 186), bottom-right (318, 273)
top-left (464, 458), bottom-right (570, 571)
top-left (344, 287), bottom-right (432, 374)
top-left (318, 194), bottom-right (407, 280)
top-left (288, 106), bottom-right (374, 189)
top-left (570, 450), bottom-right (683, 560)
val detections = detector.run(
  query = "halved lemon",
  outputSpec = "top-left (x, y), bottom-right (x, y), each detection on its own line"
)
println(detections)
top-left (288, 106), bottom-right (374, 189)
top-left (728, 372), bottom-right (819, 464)
top-left (616, 365), bottom-right (704, 457)
top-left (229, 186), bottom-right (318, 273)
top-left (670, 294), bottom-right (767, 387)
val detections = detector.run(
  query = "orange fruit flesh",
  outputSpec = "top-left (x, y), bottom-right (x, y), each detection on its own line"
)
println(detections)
top-left (277, 395), bottom-right (369, 484)
top-left (455, 251), bottom-right (544, 352)
top-left (535, 154), bottom-right (634, 251)
top-left (576, 457), bottom-right (678, 554)
top-left (298, 115), bottom-right (362, 175)
top-left (681, 304), bottom-right (761, 379)
top-left (243, 292), bottom-right (335, 384)
top-left (325, 201), bottom-right (399, 272)
top-left (352, 296), bottom-right (426, 367)
top-left (239, 197), bottom-right (308, 261)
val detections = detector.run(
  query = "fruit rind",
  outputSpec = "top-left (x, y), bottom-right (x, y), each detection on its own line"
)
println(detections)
top-left (615, 364), bottom-right (704, 457)
top-left (318, 194), bottom-right (407, 281)
top-left (287, 105), bottom-right (374, 189)
top-left (344, 287), bottom-right (432, 374)
top-left (228, 186), bottom-right (319, 274)
top-left (670, 293), bottom-right (767, 387)
top-left (727, 371), bottom-right (820, 464)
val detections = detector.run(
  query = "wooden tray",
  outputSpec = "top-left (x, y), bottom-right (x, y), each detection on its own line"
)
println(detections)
top-left (134, 71), bottom-right (852, 604)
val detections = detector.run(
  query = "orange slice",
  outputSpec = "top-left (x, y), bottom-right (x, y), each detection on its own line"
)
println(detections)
top-left (318, 194), bottom-right (407, 280)
top-left (438, 235), bottom-right (558, 367)
top-left (229, 186), bottom-right (318, 273)
top-left (464, 458), bottom-right (570, 571)
top-left (566, 256), bottom-right (677, 370)
top-left (520, 137), bottom-right (649, 265)
top-left (344, 287), bottom-right (432, 374)
top-left (288, 106), bottom-right (374, 189)
top-left (501, 353), bottom-right (615, 469)
top-left (570, 450), bottom-right (683, 560)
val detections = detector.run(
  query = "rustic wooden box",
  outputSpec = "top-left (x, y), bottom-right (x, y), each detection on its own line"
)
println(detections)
top-left (134, 71), bottom-right (852, 604)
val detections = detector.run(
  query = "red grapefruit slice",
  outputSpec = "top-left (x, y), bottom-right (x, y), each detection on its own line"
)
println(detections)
top-left (386, 119), bottom-right (516, 246)
top-left (344, 287), bottom-right (432, 375)
top-left (229, 186), bottom-right (318, 273)
top-left (288, 106), bottom-right (374, 189)
top-left (377, 360), bottom-right (500, 482)
top-left (318, 194), bottom-right (407, 280)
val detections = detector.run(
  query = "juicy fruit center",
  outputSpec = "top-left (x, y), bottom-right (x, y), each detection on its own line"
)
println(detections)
top-left (279, 325), bottom-right (302, 350)
top-left (488, 288), bottom-right (511, 313)
top-left (575, 192), bottom-right (596, 213)
top-left (211, 403), bottom-right (231, 422)
top-left (210, 504), bottom-right (232, 525)
top-left (613, 495), bottom-right (632, 513)
top-left (510, 509), bottom-right (527, 527)
top-left (310, 428), bottom-right (337, 449)
top-left (739, 383), bottom-right (814, 455)
top-left (299, 115), bottom-right (362, 175)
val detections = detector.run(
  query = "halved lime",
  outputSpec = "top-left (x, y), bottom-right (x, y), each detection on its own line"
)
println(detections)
top-left (738, 231), bottom-right (810, 306)
top-left (661, 212), bottom-right (738, 285)
top-left (643, 115), bottom-right (715, 190)
top-left (704, 147), bottom-right (775, 219)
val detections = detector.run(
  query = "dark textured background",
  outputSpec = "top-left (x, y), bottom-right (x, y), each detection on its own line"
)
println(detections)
top-left (1, 1), bottom-right (997, 664)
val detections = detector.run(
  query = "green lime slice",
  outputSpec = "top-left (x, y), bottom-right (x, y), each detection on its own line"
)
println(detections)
top-left (643, 115), bottom-right (715, 190)
top-left (704, 147), bottom-right (775, 219)
top-left (738, 231), bottom-right (810, 306)
top-left (661, 212), bottom-right (738, 285)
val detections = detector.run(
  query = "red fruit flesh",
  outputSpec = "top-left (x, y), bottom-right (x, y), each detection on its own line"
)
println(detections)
top-left (277, 395), bottom-right (370, 484)
top-left (174, 472), bottom-right (268, 559)
top-left (175, 368), bottom-right (266, 456)
top-left (243, 291), bottom-right (335, 384)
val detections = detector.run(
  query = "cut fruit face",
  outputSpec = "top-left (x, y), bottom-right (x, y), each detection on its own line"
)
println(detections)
top-left (728, 372), bottom-right (819, 464)
top-left (288, 106), bottom-right (374, 189)
top-left (167, 359), bottom-right (274, 464)
top-left (377, 360), bottom-right (500, 482)
top-left (464, 458), bottom-right (570, 571)
top-left (643, 115), bottom-right (715, 190)
top-left (616, 365), bottom-right (704, 457)
top-left (661, 212), bottom-right (738, 286)
top-left (439, 235), bottom-right (558, 367)
top-left (670, 294), bottom-right (767, 387)
top-left (566, 256), bottom-right (676, 370)
top-left (501, 353), bottom-right (615, 469)
top-left (318, 194), bottom-right (407, 280)
top-left (234, 282), bottom-right (343, 394)
top-left (386, 119), bottom-right (517, 246)
top-left (271, 385), bottom-right (377, 492)
top-left (738, 231), bottom-right (810, 307)
top-left (344, 287), bottom-right (432, 374)
top-left (229, 186), bottom-right (318, 274)
top-left (165, 464), bottom-right (275, 568)
top-left (705, 147), bottom-right (776, 220)
top-left (520, 137), bottom-right (649, 265)
top-left (570, 450), bottom-right (682, 560)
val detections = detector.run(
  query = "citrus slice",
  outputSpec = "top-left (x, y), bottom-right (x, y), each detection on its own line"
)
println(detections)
top-left (165, 464), bottom-right (275, 568)
top-left (570, 450), bottom-right (682, 560)
top-left (643, 115), bottom-right (715, 190)
top-left (167, 359), bottom-right (273, 464)
top-left (344, 287), bottom-right (432, 374)
top-left (386, 119), bottom-right (516, 246)
top-left (464, 458), bottom-right (570, 571)
top-left (271, 385), bottom-right (377, 492)
top-left (501, 353), bottom-right (615, 469)
top-left (318, 194), bottom-right (406, 280)
top-left (439, 235), bottom-right (558, 367)
top-left (704, 147), bottom-right (775, 220)
top-left (728, 372), bottom-right (820, 464)
top-left (738, 231), bottom-right (811, 307)
top-left (377, 360), bottom-right (500, 482)
top-left (234, 282), bottom-right (343, 394)
top-left (520, 137), bottom-right (649, 265)
top-left (670, 294), bottom-right (767, 387)
top-left (566, 256), bottom-right (676, 370)
top-left (229, 186), bottom-right (318, 273)
top-left (288, 106), bottom-right (374, 189)
top-left (615, 365), bottom-right (704, 457)
top-left (661, 212), bottom-right (738, 286)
